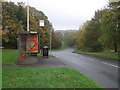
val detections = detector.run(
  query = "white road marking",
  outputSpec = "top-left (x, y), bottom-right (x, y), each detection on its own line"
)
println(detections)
top-left (101, 62), bottom-right (119, 68)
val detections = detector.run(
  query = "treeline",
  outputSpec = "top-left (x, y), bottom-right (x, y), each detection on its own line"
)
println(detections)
top-left (55, 30), bottom-right (77, 48)
top-left (1, 1), bottom-right (61, 49)
top-left (76, 2), bottom-right (120, 52)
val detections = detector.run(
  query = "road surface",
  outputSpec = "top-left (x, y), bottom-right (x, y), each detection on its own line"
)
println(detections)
top-left (51, 49), bottom-right (119, 88)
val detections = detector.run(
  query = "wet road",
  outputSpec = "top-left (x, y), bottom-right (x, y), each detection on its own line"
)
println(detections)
top-left (51, 49), bottom-right (119, 88)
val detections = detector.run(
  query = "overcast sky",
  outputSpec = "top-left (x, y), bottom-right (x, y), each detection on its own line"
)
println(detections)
top-left (7, 0), bottom-right (109, 30)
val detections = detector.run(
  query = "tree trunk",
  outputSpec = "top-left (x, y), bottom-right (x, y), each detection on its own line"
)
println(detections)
top-left (114, 43), bottom-right (117, 52)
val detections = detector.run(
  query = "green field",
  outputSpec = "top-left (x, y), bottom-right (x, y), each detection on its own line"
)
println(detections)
top-left (73, 50), bottom-right (119, 60)
top-left (3, 68), bottom-right (102, 88)
top-left (2, 51), bottom-right (19, 65)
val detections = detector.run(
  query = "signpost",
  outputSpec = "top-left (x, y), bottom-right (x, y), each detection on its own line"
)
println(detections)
top-left (39, 20), bottom-right (45, 27)
top-left (27, 1), bottom-right (29, 31)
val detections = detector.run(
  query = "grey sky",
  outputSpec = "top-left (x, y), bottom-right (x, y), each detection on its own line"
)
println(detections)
top-left (7, 0), bottom-right (109, 30)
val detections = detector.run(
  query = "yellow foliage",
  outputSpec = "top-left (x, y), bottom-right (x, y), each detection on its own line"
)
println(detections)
top-left (76, 30), bottom-right (86, 48)
top-left (0, 30), bottom-right (7, 35)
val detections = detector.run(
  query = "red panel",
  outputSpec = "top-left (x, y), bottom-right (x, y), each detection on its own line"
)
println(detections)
top-left (26, 35), bottom-right (38, 53)
top-left (22, 53), bottom-right (26, 62)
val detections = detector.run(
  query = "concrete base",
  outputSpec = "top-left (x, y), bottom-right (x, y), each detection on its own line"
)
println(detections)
top-left (18, 56), bottom-right (39, 65)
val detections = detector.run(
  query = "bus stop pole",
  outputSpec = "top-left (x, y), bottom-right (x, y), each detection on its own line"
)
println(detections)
top-left (27, 0), bottom-right (29, 31)
top-left (49, 27), bottom-right (52, 56)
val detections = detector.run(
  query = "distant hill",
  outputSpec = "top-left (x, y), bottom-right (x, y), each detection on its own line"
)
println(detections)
top-left (55, 30), bottom-right (78, 36)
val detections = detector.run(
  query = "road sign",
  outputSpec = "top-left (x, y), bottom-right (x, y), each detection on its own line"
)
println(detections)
top-left (39, 20), bottom-right (44, 26)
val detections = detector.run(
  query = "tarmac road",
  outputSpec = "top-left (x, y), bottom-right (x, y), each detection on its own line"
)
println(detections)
top-left (51, 48), bottom-right (119, 88)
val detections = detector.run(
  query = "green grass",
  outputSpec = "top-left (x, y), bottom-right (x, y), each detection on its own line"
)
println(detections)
top-left (2, 51), bottom-right (56, 66)
top-left (2, 51), bottom-right (19, 65)
top-left (37, 53), bottom-right (56, 57)
top-left (73, 50), bottom-right (119, 60)
top-left (50, 47), bottom-right (69, 51)
top-left (0, 51), bottom-right (2, 65)
top-left (2, 49), bottom-right (17, 51)
top-left (2, 68), bottom-right (102, 88)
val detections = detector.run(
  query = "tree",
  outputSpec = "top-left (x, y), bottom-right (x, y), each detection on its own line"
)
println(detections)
top-left (2, 2), bottom-right (54, 49)
top-left (76, 30), bottom-right (86, 50)
top-left (16, 2), bottom-right (27, 30)
top-left (51, 32), bottom-right (62, 49)
top-left (2, 2), bottom-right (24, 48)
top-left (64, 32), bottom-right (77, 47)
top-left (76, 9), bottom-right (107, 52)
top-left (99, 2), bottom-right (120, 52)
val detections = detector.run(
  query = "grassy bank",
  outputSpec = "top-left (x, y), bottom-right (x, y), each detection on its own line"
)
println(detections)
top-left (3, 68), bottom-right (102, 88)
top-left (73, 50), bottom-right (119, 60)
top-left (50, 47), bottom-right (68, 51)
top-left (2, 51), bottom-right (19, 65)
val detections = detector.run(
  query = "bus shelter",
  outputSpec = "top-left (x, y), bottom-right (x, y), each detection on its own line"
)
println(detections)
top-left (16, 31), bottom-right (40, 63)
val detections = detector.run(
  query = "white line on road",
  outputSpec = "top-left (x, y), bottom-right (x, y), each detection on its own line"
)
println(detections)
top-left (101, 62), bottom-right (119, 68)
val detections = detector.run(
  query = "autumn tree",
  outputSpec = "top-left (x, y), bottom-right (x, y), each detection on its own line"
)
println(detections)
top-left (76, 21), bottom-right (90, 50)
top-left (2, 1), bottom-right (54, 49)
top-left (2, 2), bottom-right (24, 48)
top-left (51, 32), bottom-right (62, 49)
top-left (76, 9), bottom-right (107, 52)
top-left (99, 2), bottom-right (120, 52)
top-left (64, 32), bottom-right (77, 47)
top-left (76, 30), bottom-right (86, 50)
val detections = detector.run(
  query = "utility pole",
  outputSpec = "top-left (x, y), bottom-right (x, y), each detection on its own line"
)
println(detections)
top-left (27, 0), bottom-right (29, 31)
top-left (50, 27), bottom-right (52, 50)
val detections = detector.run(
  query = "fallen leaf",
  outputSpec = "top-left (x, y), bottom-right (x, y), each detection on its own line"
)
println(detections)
top-left (86, 86), bottom-right (90, 88)
top-left (24, 83), bottom-right (29, 85)
top-left (68, 76), bottom-right (71, 79)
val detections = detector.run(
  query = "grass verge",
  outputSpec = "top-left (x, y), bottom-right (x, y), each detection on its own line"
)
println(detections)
top-left (73, 50), bottom-right (119, 60)
top-left (1, 49), bottom-right (17, 51)
top-left (2, 68), bottom-right (102, 88)
top-left (0, 51), bottom-right (2, 65)
top-left (2, 51), bottom-right (56, 66)
top-left (2, 51), bottom-right (19, 65)
top-left (50, 47), bottom-right (68, 51)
